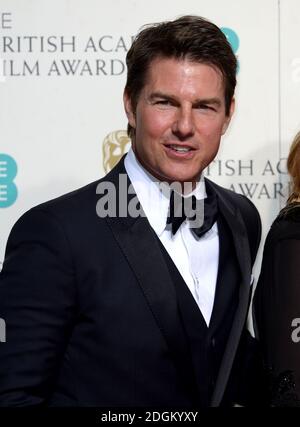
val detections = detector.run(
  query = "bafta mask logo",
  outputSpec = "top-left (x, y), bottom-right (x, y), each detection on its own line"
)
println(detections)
top-left (102, 130), bottom-right (131, 173)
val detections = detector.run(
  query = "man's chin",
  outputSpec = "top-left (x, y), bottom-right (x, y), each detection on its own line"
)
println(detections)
top-left (165, 172), bottom-right (202, 186)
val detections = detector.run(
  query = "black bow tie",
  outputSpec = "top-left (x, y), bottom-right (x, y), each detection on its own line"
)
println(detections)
top-left (166, 187), bottom-right (218, 238)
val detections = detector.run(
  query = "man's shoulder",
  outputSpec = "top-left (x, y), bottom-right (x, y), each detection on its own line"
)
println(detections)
top-left (12, 159), bottom-right (128, 237)
top-left (207, 179), bottom-right (261, 264)
top-left (28, 159), bottom-right (125, 214)
top-left (206, 178), bottom-right (259, 217)
top-left (31, 179), bottom-right (102, 217)
top-left (6, 180), bottom-right (101, 245)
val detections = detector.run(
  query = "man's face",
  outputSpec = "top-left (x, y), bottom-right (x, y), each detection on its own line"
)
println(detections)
top-left (124, 57), bottom-right (234, 187)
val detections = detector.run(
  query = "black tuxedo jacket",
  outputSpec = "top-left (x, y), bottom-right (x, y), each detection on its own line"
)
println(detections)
top-left (0, 158), bottom-right (262, 407)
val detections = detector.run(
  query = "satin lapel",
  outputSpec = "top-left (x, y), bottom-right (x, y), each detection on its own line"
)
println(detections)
top-left (208, 216), bottom-right (235, 335)
top-left (102, 158), bottom-right (198, 401)
top-left (206, 180), bottom-right (252, 407)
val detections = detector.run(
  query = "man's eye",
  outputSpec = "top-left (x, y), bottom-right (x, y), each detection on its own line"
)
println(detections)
top-left (196, 104), bottom-right (216, 112)
top-left (155, 100), bottom-right (172, 105)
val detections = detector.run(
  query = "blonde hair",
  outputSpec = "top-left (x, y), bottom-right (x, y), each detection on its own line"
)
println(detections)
top-left (287, 131), bottom-right (300, 203)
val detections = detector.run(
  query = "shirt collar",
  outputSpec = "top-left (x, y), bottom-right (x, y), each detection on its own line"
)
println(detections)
top-left (124, 148), bottom-right (207, 236)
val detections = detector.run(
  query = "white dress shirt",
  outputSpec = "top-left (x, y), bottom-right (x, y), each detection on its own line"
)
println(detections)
top-left (124, 148), bottom-right (219, 325)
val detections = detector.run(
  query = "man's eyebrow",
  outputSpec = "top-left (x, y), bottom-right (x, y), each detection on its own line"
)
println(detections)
top-left (148, 92), bottom-right (222, 107)
top-left (194, 97), bottom-right (222, 107)
top-left (148, 92), bottom-right (175, 101)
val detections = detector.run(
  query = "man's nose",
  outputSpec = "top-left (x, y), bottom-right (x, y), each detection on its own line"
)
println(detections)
top-left (172, 106), bottom-right (195, 139)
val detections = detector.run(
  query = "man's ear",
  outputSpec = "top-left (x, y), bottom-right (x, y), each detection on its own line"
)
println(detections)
top-left (221, 97), bottom-right (235, 135)
top-left (123, 91), bottom-right (136, 129)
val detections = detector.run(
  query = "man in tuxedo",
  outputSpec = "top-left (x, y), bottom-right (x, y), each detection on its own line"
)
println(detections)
top-left (0, 15), bottom-right (263, 407)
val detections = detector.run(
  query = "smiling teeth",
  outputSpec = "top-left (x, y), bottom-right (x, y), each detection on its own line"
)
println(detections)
top-left (170, 145), bottom-right (191, 152)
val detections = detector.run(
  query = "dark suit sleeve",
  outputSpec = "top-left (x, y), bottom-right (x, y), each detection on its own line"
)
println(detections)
top-left (0, 208), bottom-right (76, 406)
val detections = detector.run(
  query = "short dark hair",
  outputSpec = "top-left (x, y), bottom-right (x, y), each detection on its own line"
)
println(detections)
top-left (125, 15), bottom-right (237, 139)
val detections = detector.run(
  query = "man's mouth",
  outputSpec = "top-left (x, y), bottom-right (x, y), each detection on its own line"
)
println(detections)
top-left (166, 144), bottom-right (194, 153)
